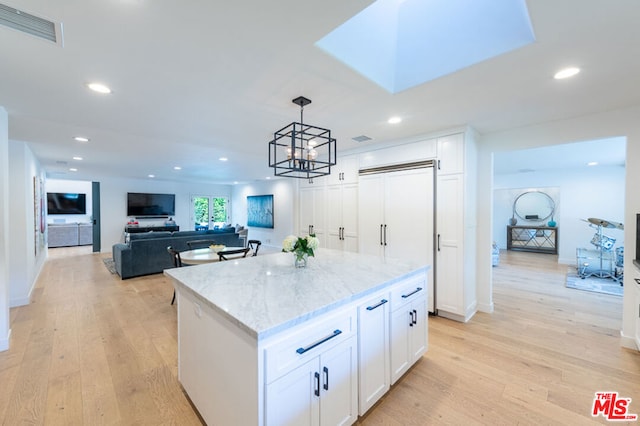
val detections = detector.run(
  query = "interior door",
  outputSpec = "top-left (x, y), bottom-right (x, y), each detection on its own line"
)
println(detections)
top-left (91, 181), bottom-right (100, 253)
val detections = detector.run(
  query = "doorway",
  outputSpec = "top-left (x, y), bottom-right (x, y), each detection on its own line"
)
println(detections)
top-left (191, 195), bottom-right (229, 231)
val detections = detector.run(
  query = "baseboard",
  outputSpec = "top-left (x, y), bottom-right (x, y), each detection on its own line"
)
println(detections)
top-left (0, 328), bottom-right (11, 352)
top-left (10, 296), bottom-right (30, 308)
top-left (477, 301), bottom-right (494, 313)
top-left (620, 331), bottom-right (639, 351)
top-left (437, 310), bottom-right (466, 322)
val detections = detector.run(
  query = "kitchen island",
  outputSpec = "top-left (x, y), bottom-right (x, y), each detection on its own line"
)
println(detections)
top-left (165, 248), bottom-right (429, 425)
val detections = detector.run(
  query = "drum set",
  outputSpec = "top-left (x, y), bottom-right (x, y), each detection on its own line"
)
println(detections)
top-left (576, 217), bottom-right (624, 283)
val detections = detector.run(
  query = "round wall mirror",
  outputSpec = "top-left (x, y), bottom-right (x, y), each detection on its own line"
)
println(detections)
top-left (513, 191), bottom-right (555, 221)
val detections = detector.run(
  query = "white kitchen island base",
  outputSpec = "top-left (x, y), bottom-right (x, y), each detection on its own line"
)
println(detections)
top-left (166, 249), bottom-right (429, 426)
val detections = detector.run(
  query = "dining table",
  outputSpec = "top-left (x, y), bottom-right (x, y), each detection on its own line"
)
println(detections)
top-left (180, 246), bottom-right (246, 265)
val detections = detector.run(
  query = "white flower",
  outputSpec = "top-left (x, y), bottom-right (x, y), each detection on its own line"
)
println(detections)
top-left (282, 235), bottom-right (297, 252)
top-left (306, 235), bottom-right (319, 250)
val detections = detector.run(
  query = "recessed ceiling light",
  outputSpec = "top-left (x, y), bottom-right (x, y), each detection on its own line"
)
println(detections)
top-left (174, 166), bottom-right (182, 170)
top-left (69, 168), bottom-right (78, 172)
top-left (266, 176), bottom-right (271, 180)
top-left (73, 156), bottom-right (83, 161)
top-left (87, 82), bottom-right (112, 94)
top-left (388, 116), bottom-right (402, 124)
top-left (74, 136), bottom-right (90, 142)
top-left (588, 161), bottom-right (598, 166)
top-left (148, 174), bottom-right (155, 178)
top-left (219, 157), bottom-right (228, 162)
top-left (233, 181), bottom-right (239, 184)
top-left (554, 67), bottom-right (580, 79)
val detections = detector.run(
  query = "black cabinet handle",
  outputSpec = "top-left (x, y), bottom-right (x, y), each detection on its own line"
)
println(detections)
top-left (323, 366), bottom-right (329, 391)
top-left (401, 287), bottom-right (423, 299)
top-left (366, 299), bottom-right (388, 311)
top-left (412, 309), bottom-right (418, 325)
top-left (380, 225), bottom-right (383, 246)
top-left (314, 372), bottom-right (320, 397)
top-left (409, 311), bottom-right (414, 327)
top-left (384, 224), bottom-right (387, 246)
top-left (634, 278), bottom-right (640, 285)
top-left (437, 234), bottom-right (441, 251)
top-left (296, 329), bottom-right (342, 354)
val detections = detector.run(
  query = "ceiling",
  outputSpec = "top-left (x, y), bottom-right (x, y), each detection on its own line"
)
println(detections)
top-left (0, 0), bottom-right (638, 184)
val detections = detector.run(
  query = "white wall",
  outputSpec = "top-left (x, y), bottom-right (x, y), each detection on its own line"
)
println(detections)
top-left (8, 141), bottom-right (47, 307)
top-left (45, 179), bottom-right (93, 224)
top-left (231, 180), bottom-right (296, 249)
top-left (96, 176), bottom-right (231, 253)
top-left (493, 165), bottom-right (625, 264)
top-left (0, 107), bottom-right (9, 351)
top-left (477, 104), bottom-right (640, 349)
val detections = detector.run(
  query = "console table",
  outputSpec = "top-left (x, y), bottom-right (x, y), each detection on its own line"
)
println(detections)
top-left (125, 225), bottom-right (179, 233)
top-left (507, 225), bottom-right (558, 254)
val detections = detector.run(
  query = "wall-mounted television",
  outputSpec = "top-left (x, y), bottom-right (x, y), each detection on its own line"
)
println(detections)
top-left (47, 192), bottom-right (87, 215)
top-left (127, 192), bottom-right (175, 217)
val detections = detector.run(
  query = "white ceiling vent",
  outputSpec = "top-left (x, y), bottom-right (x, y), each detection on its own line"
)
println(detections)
top-left (352, 135), bottom-right (372, 143)
top-left (0, 3), bottom-right (62, 45)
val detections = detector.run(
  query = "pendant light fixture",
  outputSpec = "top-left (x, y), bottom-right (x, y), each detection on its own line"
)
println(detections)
top-left (268, 96), bottom-right (337, 179)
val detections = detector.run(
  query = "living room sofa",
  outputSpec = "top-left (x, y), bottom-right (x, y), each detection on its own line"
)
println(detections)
top-left (112, 228), bottom-right (242, 279)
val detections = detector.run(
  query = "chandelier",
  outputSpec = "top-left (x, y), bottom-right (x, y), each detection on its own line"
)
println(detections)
top-left (268, 96), bottom-right (337, 179)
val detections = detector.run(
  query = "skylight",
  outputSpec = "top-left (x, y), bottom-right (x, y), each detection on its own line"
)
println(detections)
top-left (316, 0), bottom-right (535, 93)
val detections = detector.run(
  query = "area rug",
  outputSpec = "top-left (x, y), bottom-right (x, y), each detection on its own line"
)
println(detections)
top-left (565, 267), bottom-right (623, 296)
top-left (103, 257), bottom-right (117, 274)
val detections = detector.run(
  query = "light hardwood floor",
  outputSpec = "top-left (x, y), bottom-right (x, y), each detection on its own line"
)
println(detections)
top-left (0, 248), bottom-right (638, 425)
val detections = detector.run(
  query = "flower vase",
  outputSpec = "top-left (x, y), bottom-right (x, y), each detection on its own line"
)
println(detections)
top-left (294, 253), bottom-right (308, 268)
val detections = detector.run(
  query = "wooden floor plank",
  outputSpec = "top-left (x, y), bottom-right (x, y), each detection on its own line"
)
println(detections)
top-left (0, 247), bottom-right (638, 425)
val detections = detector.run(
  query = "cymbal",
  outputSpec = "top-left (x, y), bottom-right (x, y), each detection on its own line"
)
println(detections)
top-left (587, 217), bottom-right (624, 230)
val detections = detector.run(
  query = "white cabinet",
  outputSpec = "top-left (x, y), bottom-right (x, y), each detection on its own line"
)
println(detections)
top-left (328, 155), bottom-right (359, 186)
top-left (326, 183), bottom-right (358, 252)
top-left (358, 168), bottom-right (434, 261)
top-left (300, 155), bottom-right (358, 250)
top-left (299, 186), bottom-right (326, 246)
top-left (265, 308), bottom-right (358, 426)
top-left (357, 292), bottom-right (390, 415)
top-left (357, 173), bottom-right (384, 257)
top-left (390, 279), bottom-right (428, 384)
top-left (436, 174), bottom-right (464, 316)
top-left (437, 133), bottom-right (464, 175)
top-left (266, 337), bottom-right (358, 426)
top-left (435, 131), bottom-right (477, 322)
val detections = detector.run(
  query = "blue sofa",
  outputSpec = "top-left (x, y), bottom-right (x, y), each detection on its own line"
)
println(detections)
top-left (112, 228), bottom-right (242, 279)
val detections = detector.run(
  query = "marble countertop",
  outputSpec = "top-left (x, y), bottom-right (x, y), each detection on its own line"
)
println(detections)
top-left (165, 248), bottom-right (429, 341)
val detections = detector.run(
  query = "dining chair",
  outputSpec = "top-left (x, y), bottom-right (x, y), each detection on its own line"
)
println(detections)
top-left (167, 246), bottom-right (183, 305)
top-left (218, 247), bottom-right (250, 261)
top-left (247, 239), bottom-right (262, 256)
top-left (186, 239), bottom-right (218, 249)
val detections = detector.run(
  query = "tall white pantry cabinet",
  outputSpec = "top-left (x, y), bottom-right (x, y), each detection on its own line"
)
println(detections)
top-left (296, 129), bottom-right (477, 321)
top-left (435, 132), bottom-right (478, 322)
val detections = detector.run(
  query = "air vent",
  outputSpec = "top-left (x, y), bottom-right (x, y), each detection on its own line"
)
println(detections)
top-left (0, 3), bottom-right (62, 45)
top-left (352, 135), bottom-right (372, 143)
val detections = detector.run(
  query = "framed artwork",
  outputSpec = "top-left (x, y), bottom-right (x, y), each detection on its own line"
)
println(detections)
top-left (247, 194), bottom-right (274, 228)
